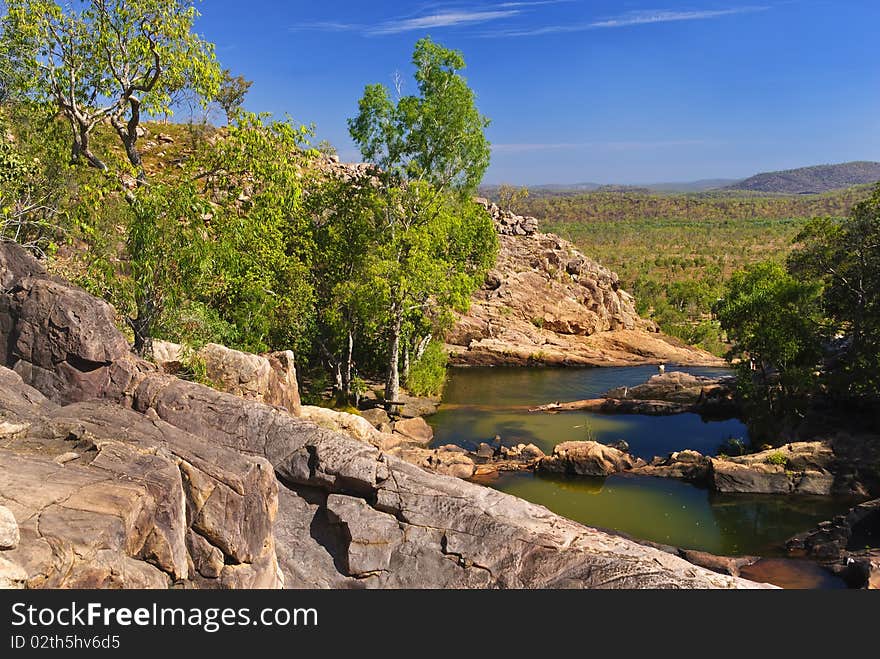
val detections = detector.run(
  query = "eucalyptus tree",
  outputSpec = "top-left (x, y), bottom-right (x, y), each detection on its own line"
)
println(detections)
top-left (348, 37), bottom-right (496, 403)
top-left (1, 0), bottom-right (220, 181)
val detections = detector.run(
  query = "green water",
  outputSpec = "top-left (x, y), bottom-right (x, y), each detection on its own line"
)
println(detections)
top-left (430, 367), bottom-right (860, 559)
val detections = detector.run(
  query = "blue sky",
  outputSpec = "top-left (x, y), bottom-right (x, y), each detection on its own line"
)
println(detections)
top-left (196, 1), bottom-right (880, 185)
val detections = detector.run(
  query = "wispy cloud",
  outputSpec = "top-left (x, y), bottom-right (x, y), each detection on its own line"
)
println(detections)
top-left (488, 5), bottom-right (770, 37)
top-left (591, 7), bottom-right (769, 29)
top-left (370, 10), bottom-right (521, 36)
top-left (289, 1), bottom-right (574, 37)
top-left (492, 140), bottom-right (720, 153)
top-left (290, 3), bottom-right (770, 39)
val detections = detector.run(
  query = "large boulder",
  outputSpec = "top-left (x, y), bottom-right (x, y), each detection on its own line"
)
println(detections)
top-left (634, 450), bottom-right (711, 483)
top-left (710, 442), bottom-right (835, 495)
top-left (1, 243), bottom-right (131, 404)
top-left (392, 416), bottom-right (434, 445)
top-left (538, 441), bottom-right (636, 477)
top-left (0, 366), bottom-right (281, 589)
top-left (153, 341), bottom-right (301, 415)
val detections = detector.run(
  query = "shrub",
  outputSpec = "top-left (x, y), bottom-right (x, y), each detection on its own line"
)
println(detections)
top-left (765, 452), bottom-right (788, 466)
top-left (405, 340), bottom-right (448, 397)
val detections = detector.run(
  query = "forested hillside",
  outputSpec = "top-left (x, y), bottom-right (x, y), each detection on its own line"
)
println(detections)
top-left (726, 161), bottom-right (880, 194)
top-left (510, 187), bottom-right (873, 354)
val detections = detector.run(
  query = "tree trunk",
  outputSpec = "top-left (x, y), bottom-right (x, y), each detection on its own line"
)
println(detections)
top-left (70, 122), bottom-right (107, 171)
top-left (402, 345), bottom-right (411, 381)
top-left (343, 330), bottom-right (354, 397)
top-left (113, 100), bottom-right (147, 183)
top-left (385, 312), bottom-right (402, 405)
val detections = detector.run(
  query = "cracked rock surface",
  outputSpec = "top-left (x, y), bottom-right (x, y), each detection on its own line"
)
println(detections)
top-left (1, 241), bottom-right (771, 589)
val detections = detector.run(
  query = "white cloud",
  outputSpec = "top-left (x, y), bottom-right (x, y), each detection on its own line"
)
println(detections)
top-left (368, 10), bottom-right (521, 36)
top-left (489, 5), bottom-right (770, 37)
top-left (590, 7), bottom-right (769, 29)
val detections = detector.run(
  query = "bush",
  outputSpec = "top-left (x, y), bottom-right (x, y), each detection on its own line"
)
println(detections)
top-left (405, 340), bottom-right (448, 397)
top-left (765, 452), bottom-right (788, 466)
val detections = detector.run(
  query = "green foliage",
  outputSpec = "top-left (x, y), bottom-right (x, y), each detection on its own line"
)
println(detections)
top-left (788, 185), bottom-right (880, 399)
top-left (1, 0), bottom-right (221, 174)
top-left (348, 36), bottom-right (490, 194)
top-left (765, 452), bottom-right (788, 466)
top-left (124, 179), bottom-right (213, 352)
top-left (405, 340), bottom-right (448, 397)
top-left (0, 104), bottom-right (71, 252)
top-left (348, 37), bottom-right (496, 401)
top-left (715, 261), bottom-right (825, 432)
top-left (497, 184), bottom-right (529, 213)
top-left (718, 437), bottom-right (747, 457)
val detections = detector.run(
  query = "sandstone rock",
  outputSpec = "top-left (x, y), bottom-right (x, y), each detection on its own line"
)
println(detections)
top-left (0, 364), bottom-right (281, 589)
top-left (1, 245), bottom-right (132, 403)
top-left (0, 556), bottom-right (28, 589)
top-left (710, 442), bottom-right (836, 495)
top-left (0, 504), bottom-right (19, 549)
top-left (677, 549), bottom-right (758, 578)
top-left (787, 498), bottom-right (880, 561)
top-left (388, 446), bottom-right (477, 480)
top-left (447, 218), bottom-right (723, 368)
top-left (198, 343), bottom-right (301, 414)
top-left (299, 405), bottom-right (399, 451)
top-left (634, 450), bottom-right (711, 483)
top-left (360, 407), bottom-right (391, 429)
top-left (539, 441), bottom-right (635, 477)
top-left (53, 451), bottom-right (80, 465)
top-left (151, 340), bottom-right (184, 372)
top-left (393, 416), bottom-right (434, 445)
top-left (326, 494), bottom-right (404, 576)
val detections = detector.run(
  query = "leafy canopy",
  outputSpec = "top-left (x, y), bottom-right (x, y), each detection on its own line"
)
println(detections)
top-left (348, 36), bottom-right (490, 194)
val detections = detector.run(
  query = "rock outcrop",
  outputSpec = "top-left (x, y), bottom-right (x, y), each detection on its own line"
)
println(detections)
top-left (152, 340), bottom-right (301, 415)
top-left (786, 499), bottom-right (880, 589)
top-left (529, 372), bottom-right (739, 419)
top-left (0, 241), bottom-right (770, 589)
top-left (447, 202), bottom-right (724, 367)
top-left (538, 441), bottom-right (638, 477)
top-left (710, 443), bottom-right (836, 495)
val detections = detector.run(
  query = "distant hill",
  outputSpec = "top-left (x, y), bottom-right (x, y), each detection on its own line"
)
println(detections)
top-left (726, 162), bottom-right (880, 194)
top-left (482, 178), bottom-right (742, 196)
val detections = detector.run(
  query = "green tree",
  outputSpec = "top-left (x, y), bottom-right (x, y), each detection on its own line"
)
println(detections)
top-left (348, 37), bottom-right (491, 194)
top-left (1, 0), bottom-right (220, 181)
top-left (497, 184), bottom-right (529, 214)
top-left (192, 114), bottom-right (318, 355)
top-left (788, 185), bottom-right (880, 398)
top-left (714, 261), bottom-right (825, 429)
top-left (348, 37), bottom-right (495, 403)
top-left (215, 69), bottom-right (252, 125)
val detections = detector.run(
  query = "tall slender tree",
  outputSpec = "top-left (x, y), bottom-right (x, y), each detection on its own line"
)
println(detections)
top-left (348, 37), bottom-right (494, 403)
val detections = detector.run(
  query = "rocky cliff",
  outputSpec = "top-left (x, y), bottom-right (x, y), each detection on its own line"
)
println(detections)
top-left (448, 200), bottom-right (723, 367)
top-left (0, 241), bottom-right (766, 589)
